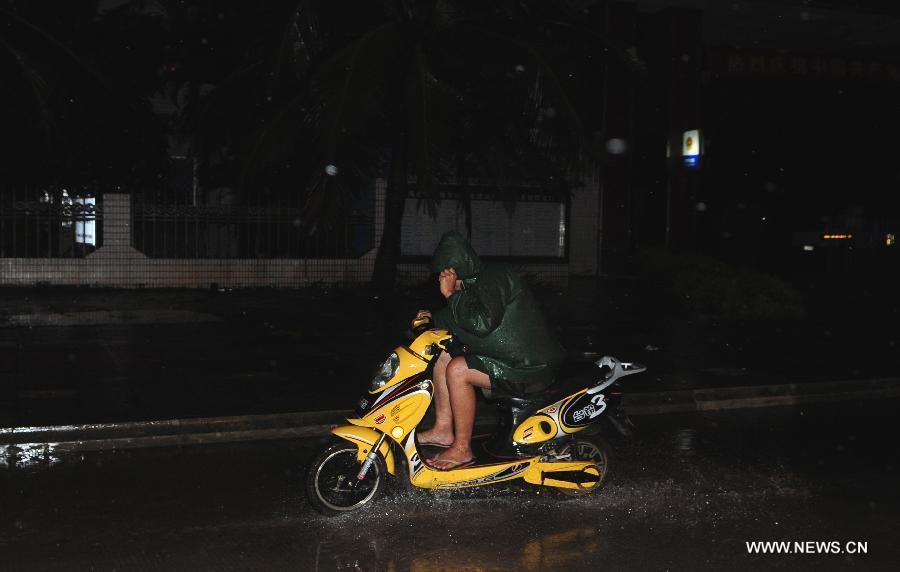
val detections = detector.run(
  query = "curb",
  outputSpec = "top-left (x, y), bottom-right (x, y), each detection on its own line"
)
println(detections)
top-left (2, 378), bottom-right (899, 454)
top-left (622, 377), bottom-right (900, 415)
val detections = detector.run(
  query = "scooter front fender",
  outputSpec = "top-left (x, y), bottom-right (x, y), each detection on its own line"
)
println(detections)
top-left (330, 425), bottom-right (396, 475)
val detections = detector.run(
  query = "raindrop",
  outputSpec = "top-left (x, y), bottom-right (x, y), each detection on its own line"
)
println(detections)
top-left (514, 64), bottom-right (525, 73)
top-left (292, 217), bottom-right (302, 228)
top-left (324, 164), bottom-right (339, 176)
top-left (543, 107), bottom-right (557, 119)
top-left (605, 138), bottom-right (628, 155)
top-left (800, 11), bottom-right (810, 21)
top-left (695, 202), bottom-right (708, 212)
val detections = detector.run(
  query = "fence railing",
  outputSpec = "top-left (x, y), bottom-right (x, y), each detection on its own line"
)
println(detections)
top-left (0, 191), bottom-right (101, 258)
top-left (131, 197), bottom-right (374, 259)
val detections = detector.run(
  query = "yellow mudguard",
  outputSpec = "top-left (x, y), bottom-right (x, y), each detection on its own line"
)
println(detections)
top-left (331, 425), bottom-right (396, 475)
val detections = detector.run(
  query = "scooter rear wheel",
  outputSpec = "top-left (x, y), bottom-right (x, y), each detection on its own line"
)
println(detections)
top-left (556, 437), bottom-right (611, 497)
top-left (306, 440), bottom-right (386, 516)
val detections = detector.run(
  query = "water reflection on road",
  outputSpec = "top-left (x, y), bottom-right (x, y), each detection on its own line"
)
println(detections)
top-left (2, 402), bottom-right (898, 571)
top-left (312, 525), bottom-right (601, 572)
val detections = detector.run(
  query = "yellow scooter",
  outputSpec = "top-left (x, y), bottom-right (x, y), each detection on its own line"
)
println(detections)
top-left (306, 317), bottom-right (645, 515)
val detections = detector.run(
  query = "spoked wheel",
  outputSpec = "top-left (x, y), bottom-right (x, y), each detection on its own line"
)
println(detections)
top-left (555, 437), bottom-right (611, 497)
top-left (306, 440), bottom-right (386, 516)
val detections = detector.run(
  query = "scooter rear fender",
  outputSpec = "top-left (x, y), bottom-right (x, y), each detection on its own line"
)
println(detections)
top-left (331, 425), bottom-right (397, 475)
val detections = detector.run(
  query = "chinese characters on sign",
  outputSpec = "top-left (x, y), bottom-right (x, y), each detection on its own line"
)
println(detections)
top-left (713, 49), bottom-right (900, 82)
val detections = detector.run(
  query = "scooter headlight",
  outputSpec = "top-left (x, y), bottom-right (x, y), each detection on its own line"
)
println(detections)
top-left (369, 352), bottom-right (399, 391)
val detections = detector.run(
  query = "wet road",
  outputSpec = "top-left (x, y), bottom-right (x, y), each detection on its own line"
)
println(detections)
top-left (1, 401), bottom-right (898, 571)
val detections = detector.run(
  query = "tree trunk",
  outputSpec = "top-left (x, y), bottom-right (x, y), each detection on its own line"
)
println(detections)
top-left (372, 123), bottom-right (408, 291)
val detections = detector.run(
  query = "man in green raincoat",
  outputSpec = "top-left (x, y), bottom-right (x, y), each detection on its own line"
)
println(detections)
top-left (416, 231), bottom-right (565, 470)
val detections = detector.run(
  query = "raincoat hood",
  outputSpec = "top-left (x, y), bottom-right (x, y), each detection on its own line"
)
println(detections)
top-left (430, 231), bottom-right (483, 279)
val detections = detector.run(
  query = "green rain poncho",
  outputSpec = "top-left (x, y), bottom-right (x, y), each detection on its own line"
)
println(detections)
top-left (431, 231), bottom-right (565, 396)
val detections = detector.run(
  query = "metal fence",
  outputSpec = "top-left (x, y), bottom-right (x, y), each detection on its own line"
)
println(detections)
top-left (131, 190), bottom-right (375, 259)
top-left (0, 182), bottom-right (573, 287)
top-left (0, 190), bottom-right (102, 258)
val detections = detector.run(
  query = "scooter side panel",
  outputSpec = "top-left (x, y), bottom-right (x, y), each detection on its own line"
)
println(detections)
top-left (512, 414), bottom-right (559, 445)
top-left (331, 425), bottom-right (396, 475)
top-left (511, 392), bottom-right (590, 446)
top-left (557, 390), bottom-right (609, 431)
top-left (361, 377), bottom-right (433, 443)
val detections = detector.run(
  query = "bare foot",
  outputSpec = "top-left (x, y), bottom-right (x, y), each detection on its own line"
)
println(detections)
top-left (428, 446), bottom-right (475, 470)
top-left (417, 428), bottom-right (454, 447)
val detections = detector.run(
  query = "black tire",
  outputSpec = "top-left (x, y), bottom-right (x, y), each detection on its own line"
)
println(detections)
top-left (306, 439), bottom-right (387, 516)
top-left (556, 436), bottom-right (612, 497)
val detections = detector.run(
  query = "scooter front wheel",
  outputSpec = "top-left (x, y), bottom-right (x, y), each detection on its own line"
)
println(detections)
top-left (306, 440), bottom-right (386, 516)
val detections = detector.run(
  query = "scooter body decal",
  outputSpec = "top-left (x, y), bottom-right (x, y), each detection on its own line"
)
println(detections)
top-left (434, 462), bottom-right (530, 489)
top-left (560, 392), bottom-right (607, 429)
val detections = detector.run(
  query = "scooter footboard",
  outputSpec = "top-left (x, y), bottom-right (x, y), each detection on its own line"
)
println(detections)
top-left (330, 425), bottom-right (397, 475)
top-left (522, 461), bottom-right (602, 491)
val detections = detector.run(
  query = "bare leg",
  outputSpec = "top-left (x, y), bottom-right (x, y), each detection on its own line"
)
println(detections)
top-left (430, 357), bottom-right (491, 469)
top-left (416, 351), bottom-right (454, 446)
